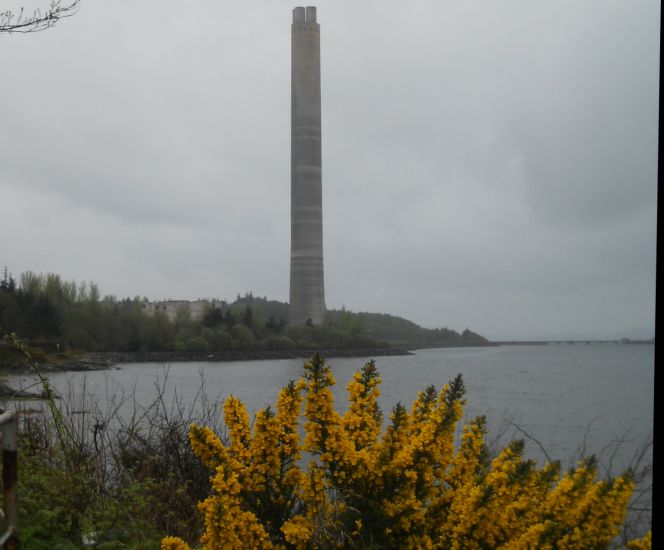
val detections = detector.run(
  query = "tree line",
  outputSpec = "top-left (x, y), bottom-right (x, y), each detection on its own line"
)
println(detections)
top-left (0, 269), bottom-right (388, 355)
top-left (1, 268), bottom-right (488, 360)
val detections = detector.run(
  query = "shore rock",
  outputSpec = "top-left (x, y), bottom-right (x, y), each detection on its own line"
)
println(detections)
top-left (75, 348), bottom-right (414, 367)
top-left (0, 381), bottom-right (51, 399)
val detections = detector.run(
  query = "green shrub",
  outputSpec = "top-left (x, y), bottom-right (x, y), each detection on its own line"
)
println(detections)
top-left (230, 324), bottom-right (254, 348)
top-left (185, 336), bottom-right (209, 352)
top-left (263, 335), bottom-right (296, 350)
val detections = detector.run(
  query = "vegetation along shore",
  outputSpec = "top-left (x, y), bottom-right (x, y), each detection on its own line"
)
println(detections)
top-left (1, 268), bottom-right (489, 376)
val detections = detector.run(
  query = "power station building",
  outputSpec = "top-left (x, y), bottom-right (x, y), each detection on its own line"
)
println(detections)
top-left (290, 6), bottom-right (325, 325)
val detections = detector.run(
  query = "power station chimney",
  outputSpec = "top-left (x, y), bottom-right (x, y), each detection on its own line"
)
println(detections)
top-left (290, 6), bottom-right (325, 325)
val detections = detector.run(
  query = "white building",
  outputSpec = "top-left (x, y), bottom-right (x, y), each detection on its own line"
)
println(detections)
top-left (141, 299), bottom-right (224, 322)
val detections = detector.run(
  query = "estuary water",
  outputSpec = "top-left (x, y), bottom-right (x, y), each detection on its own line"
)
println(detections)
top-left (10, 343), bottom-right (654, 469)
top-left (8, 343), bottom-right (654, 538)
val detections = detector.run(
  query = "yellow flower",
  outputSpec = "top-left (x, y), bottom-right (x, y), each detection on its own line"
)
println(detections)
top-left (627, 531), bottom-right (652, 550)
top-left (161, 536), bottom-right (191, 550)
top-left (162, 356), bottom-right (637, 550)
top-left (224, 395), bottom-right (252, 464)
top-left (281, 514), bottom-right (312, 548)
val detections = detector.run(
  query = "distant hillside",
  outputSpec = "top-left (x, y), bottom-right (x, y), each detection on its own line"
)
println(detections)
top-left (325, 309), bottom-right (489, 347)
top-left (229, 294), bottom-right (489, 347)
top-left (229, 292), bottom-right (289, 326)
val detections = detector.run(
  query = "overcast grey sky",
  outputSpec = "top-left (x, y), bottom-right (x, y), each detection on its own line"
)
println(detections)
top-left (1, 1), bottom-right (659, 340)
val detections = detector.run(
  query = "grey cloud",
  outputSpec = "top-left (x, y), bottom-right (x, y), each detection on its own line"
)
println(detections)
top-left (0, 0), bottom-right (657, 339)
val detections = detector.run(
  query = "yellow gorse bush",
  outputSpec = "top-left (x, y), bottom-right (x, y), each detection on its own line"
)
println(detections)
top-left (163, 354), bottom-right (650, 549)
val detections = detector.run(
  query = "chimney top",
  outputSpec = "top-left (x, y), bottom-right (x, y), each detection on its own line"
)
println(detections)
top-left (292, 6), bottom-right (317, 24)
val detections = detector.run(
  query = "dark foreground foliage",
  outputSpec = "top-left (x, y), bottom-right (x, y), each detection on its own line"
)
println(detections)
top-left (16, 374), bottom-right (219, 549)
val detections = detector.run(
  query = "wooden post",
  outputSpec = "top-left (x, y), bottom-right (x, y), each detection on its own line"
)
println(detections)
top-left (0, 409), bottom-right (18, 549)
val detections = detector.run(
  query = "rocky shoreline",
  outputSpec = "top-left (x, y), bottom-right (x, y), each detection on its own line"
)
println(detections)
top-left (4, 347), bottom-right (415, 375)
top-left (1, 344), bottom-right (496, 398)
top-left (0, 381), bottom-right (51, 399)
top-left (73, 347), bottom-right (413, 369)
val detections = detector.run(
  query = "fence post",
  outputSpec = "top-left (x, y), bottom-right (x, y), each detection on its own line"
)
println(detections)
top-left (0, 409), bottom-right (18, 549)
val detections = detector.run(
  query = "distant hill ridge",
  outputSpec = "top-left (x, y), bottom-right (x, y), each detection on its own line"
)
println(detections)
top-left (229, 293), bottom-right (489, 346)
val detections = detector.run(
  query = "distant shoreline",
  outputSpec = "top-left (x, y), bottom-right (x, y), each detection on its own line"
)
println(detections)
top-left (2, 343), bottom-right (501, 375)
top-left (83, 342), bottom-right (499, 370)
top-left (102, 347), bottom-right (416, 367)
top-left (492, 339), bottom-right (654, 346)
top-left (3, 348), bottom-right (413, 374)
top-left (3, 339), bottom-right (652, 376)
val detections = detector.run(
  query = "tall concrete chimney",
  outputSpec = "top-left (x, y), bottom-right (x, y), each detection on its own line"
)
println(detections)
top-left (290, 6), bottom-right (325, 325)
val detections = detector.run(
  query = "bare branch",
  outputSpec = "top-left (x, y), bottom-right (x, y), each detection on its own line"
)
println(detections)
top-left (1, 0), bottom-right (81, 34)
top-left (504, 420), bottom-right (553, 464)
top-left (573, 414), bottom-right (603, 461)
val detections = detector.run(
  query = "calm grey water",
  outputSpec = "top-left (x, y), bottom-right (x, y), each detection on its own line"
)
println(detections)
top-left (8, 343), bottom-right (653, 540)
top-left (10, 343), bottom-right (653, 469)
